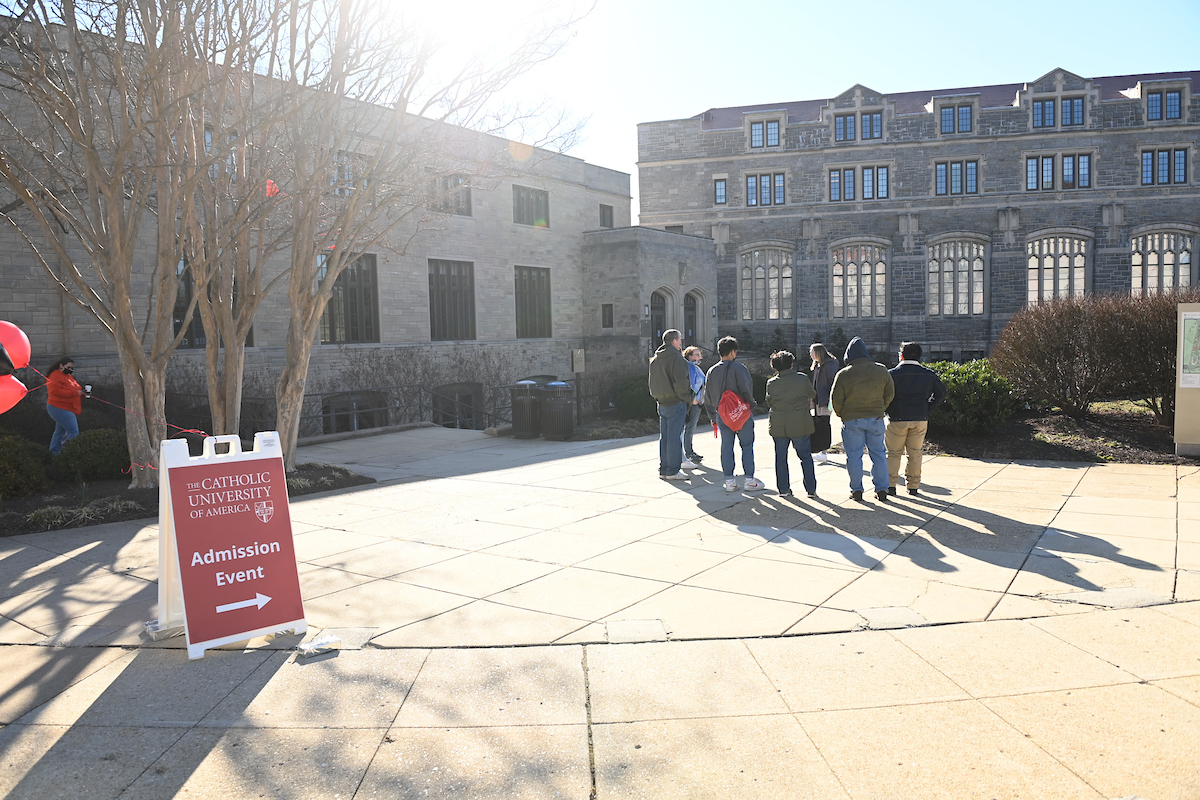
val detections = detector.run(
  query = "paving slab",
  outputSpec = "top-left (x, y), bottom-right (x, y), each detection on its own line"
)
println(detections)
top-left (593, 715), bottom-right (849, 800)
top-left (587, 639), bottom-right (790, 722)
top-left (893, 619), bottom-right (1137, 697)
top-left (799, 700), bottom-right (1104, 800)
top-left (602, 583), bottom-right (812, 640)
top-left (0, 644), bottom-right (129, 723)
top-left (371, 599), bottom-right (588, 648)
top-left (306, 538), bottom-right (468, 578)
top-left (201, 649), bottom-right (427, 728)
top-left (359, 724), bottom-right (591, 799)
top-left (393, 645), bottom-right (585, 727)
top-left (121, 727), bottom-right (384, 800)
top-left (389, 551), bottom-right (560, 597)
top-left (573, 540), bottom-right (735, 583)
top-left (683, 553), bottom-right (862, 606)
top-left (983, 683), bottom-right (1200, 800)
top-left (303, 577), bottom-right (471, 629)
top-left (747, 630), bottom-right (968, 711)
top-left (1030, 606), bottom-right (1200, 680)
top-left (0, 724), bottom-right (186, 799)
top-left (484, 566), bottom-right (669, 620)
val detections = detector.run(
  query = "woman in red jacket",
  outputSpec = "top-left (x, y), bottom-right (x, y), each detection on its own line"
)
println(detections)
top-left (46, 357), bottom-right (85, 455)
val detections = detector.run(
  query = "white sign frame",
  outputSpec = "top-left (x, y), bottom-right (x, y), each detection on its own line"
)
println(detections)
top-left (153, 432), bottom-right (307, 659)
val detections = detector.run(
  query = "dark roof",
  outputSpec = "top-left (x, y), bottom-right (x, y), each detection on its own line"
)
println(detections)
top-left (692, 71), bottom-right (1200, 130)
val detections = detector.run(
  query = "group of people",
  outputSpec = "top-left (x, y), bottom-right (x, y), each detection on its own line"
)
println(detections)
top-left (649, 331), bottom-right (946, 502)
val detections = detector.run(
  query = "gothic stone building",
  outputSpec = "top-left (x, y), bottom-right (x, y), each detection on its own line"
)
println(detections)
top-left (637, 68), bottom-right (1199, 362)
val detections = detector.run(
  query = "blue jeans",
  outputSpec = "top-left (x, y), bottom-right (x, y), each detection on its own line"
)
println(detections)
top-left (658, 402), bottom-right (687, 475)
top-left (47, 404), bottom-right (79, 455)
top-left (841, 416), bottom-right (888, 492)
top-left (683, 403), bottom-right (701, 458)
top-left (774, 435), bottom-right (816, 495)
top-left (718, 417), bottom-right (755, 479)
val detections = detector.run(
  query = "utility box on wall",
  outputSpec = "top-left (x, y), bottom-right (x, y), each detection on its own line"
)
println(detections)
top-left (570, 348), bottom-right (586, 373)
top-left (1176, 303), bottom-right (1200, 457)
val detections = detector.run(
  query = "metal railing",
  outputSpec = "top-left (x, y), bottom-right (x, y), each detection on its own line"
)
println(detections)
top-left (166, 381), bottom-right (515, 441)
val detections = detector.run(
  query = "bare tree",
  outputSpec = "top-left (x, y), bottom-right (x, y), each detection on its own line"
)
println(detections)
top-left (268, 0), bottom-right (584, 468)
top-left (0, 0), bottom-right (233, 487)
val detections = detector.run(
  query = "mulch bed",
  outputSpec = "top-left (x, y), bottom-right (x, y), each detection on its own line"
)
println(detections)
top-left (0, 462), bottom-right (374, 536)
top-left (923, 408), bottom-right (1194, 465)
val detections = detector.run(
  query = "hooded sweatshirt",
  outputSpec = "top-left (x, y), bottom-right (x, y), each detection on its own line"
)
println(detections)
top-left (830, 338), bottom-right (894, 422)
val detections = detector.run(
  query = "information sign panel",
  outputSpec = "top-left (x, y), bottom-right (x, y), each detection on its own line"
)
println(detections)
top-left (157, 433), bottom-right (306, 659)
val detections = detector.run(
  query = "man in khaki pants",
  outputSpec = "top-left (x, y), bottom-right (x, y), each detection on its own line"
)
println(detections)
top-left (885, 342), bottom-right (946, 496)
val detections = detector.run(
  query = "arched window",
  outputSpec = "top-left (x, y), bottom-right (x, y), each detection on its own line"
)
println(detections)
top-left (739, 248), bottom-right (793, 320)
top-left (650, 292), bottom-right (667, 342)
top-left (927, 240), bottom-right (986, 316)
top-left (1132, 231), bottom-right (1193, 294)
top-left (832, 243), bottom-right (887, 318)
top-left (1027, 234), bottom-right (1088, 305)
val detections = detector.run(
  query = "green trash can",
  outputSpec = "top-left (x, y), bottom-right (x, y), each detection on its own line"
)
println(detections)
top-left (538, 381), bottom-right (574, 440)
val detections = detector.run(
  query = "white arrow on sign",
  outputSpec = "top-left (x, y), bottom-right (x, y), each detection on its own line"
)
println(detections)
top-left (216, 593), bottom-right (272, 613)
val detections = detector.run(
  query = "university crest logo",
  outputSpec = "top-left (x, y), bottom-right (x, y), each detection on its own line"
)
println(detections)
top-left (255, 500), bottom-right (274, 523)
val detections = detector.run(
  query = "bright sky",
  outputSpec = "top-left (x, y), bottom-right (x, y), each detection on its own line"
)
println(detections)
top-left (412, 0), bottom-right (1200, 221)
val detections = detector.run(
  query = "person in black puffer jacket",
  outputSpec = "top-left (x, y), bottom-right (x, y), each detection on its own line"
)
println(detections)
top-left (885, 342), bottom-right (947, 496)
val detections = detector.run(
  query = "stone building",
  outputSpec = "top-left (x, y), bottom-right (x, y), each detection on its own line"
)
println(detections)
top-left (2, 128), bottom-right (717, 430)
top-left (637, 68), bottom-right (1199, 361)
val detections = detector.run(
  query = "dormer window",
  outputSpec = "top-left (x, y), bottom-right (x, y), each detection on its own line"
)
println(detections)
top-left (938, 103), bottom-right (974, 134)
top-left (1032, 99), bottom-right (1055, 128)
top-left (1146, 87), bottom-right (1185, 122)
top-left (748, 117), bottom-right (782, 149)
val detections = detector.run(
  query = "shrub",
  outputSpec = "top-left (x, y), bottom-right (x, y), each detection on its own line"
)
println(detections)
top-left (611, 374), bottom-right (657, 419)
top-left (0, 435), bottom-right (50, 497)
top-left (1109, 287), bottom-right (1200, 427)
top-left (53, 428), bottom-right (130, 482)
top-left (927, 360), bottom-right (1019, 436)
top-left (991, 296), bottom-right (1126, 419)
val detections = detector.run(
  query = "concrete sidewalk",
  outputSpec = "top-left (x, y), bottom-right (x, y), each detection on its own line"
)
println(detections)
top-left (0, 424), bottom-right (1198, 798)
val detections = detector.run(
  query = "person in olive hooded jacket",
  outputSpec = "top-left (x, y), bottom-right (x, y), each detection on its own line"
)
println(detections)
top-left (830, 338), bottom-right (894, 502)
top-left (648, 329), bottom-right (694, 480)
top-left (766, 350), bottom-right (817, 498)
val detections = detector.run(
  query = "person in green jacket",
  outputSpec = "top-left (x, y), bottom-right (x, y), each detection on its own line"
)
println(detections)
top-left (831, 337), bottom-right (895, 502)
top-left (648, 329), bottom-right (694, 480)
top-left (766, 350), bottom-right (818, 498)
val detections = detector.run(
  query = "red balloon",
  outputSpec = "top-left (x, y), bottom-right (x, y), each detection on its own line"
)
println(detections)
top-left (0, 374), bottom-right (27, 414)
top-left (0, 321), bottom-right (30, 370)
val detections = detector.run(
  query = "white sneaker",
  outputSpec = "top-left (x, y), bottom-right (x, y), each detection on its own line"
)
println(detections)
top-left (681, 459), bottom-right (699, 470)
top-left (724, 478), bottom-right (739, 492)
top-left (662, 471), bottom-right (690, 481)
top-left (743, 477), bottom-right (766, 491)
top-left (813, 451), bottom-right (828, 463)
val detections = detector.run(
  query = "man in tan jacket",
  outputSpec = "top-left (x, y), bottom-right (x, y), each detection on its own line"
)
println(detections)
top-left (831, 337), bottom-right (895, 502)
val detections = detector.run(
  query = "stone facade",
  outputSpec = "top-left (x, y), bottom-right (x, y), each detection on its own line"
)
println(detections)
top-left (637, 68), bottom-right (1200, 361)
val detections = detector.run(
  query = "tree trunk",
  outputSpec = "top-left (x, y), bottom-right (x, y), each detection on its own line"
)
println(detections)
top-left (277, 319), bottom-right (316, 471)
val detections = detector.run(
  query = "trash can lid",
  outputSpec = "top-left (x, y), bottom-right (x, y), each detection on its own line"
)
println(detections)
top-left (516, 380), bottom-right (537, 385)
top-left (546, 381), bottom-right (569, 387)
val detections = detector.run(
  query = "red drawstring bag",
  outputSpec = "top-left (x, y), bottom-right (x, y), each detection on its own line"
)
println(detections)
top-left (717, 390), bottom-right (752, 432)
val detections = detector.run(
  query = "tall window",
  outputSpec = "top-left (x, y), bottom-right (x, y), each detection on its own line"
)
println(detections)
top-left (832, 244), bottom-right (887, 318)
top-left (513, 185), bottom-right (549, 227)
top-left (1132, 231), bottom-right (1193, 294)
top-left (714, 179), bottom-right (726, 204)
top-left (765, 120), bottom-right (779, 147)
top-left (739, 248), bottom-right (793, 321)
top-left (1062, 97), bottom-right (1085, 126)
top-left (514, 266), bottom-right (551, 338)
top-left (430, 174), bottom-right (471, 216)
top-left (928, 240), bottom-right (985, 316)
top-left (1026, 154), bottom-right (1091, 191)
top-left (650, 292), bottom-right (666, 342)
top-left (1148, 91), bottom-right (1163, 120)
top-left (835, 114), bottom-right (856, 141)
top-left (936, 161), bottom-right (978, 195)
top-left (601, 304), bottom-right (614, 329)
top-left (1167, 90), bottom-right (1182, 119)
top-left (321, 254), bottom-right (378, 344)
top-left (173, 262), bottom-right (207, 349)
top-left (750, 121), bottom-right (764, 148)
top-left (940, 105), bottom-right (972, 134)
top-left (1147, 90), bottom-right (1182, 121)
top-left (1032, 99), bottom-right (1055, 128)
top-left (684, 293), bottom-right (698, 345)
top-left (862, 111), bottom-right (883, 139)
top-left (599, 204), bottom-right (614, 228)
top-left (1027, 235), bottom-right (1087, 305)
top-left (746, 173), bottom-right (785, 206)
top-left (428, 259), bottom-right (475, 340)
top-left (1142, 150), bottom-right (1188, 185)
top-left (831, 167), bottom-right (886, 201)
